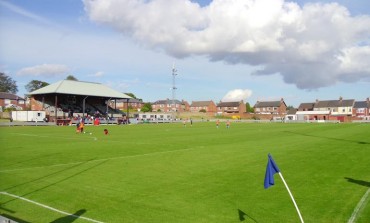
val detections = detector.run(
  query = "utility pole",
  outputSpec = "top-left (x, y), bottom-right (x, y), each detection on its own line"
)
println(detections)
top-left (172, 63), bottom-right (177, 112)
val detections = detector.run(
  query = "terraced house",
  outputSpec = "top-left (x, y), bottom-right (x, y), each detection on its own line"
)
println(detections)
top-left (314, 97), bottom-right (355, 122)
top-left (296, 97), bottom-right (357, 121)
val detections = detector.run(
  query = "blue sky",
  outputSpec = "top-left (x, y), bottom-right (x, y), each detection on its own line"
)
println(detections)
top-left (0, 0), bottom-right (369, 107)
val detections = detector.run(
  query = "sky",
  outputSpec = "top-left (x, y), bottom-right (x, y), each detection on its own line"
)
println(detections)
top-left (0, 0), bottom-right (369, 107)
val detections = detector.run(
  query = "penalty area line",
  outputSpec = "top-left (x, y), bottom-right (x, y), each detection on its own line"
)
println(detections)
top-left (348, 188), bottom-right (370, 223)
top-left (0, 191), bottom-right (104, 223)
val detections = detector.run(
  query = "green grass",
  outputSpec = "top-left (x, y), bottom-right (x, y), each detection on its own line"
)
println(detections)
top-left (0, 122), bottom-right (370, 222)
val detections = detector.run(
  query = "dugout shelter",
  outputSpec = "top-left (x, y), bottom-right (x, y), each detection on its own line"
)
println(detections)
top-left (28, 80), bottom-right (132, 123)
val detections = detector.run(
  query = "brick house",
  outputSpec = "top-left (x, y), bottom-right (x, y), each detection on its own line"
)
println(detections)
top-left (216, 101), bottom-right (246, 114)
top-left (190, 101), bottom-right (217, 113)
top-left (115, 98), bottom-right (144, 111)
top-left (0, 92), bottom-right (26, 110)
top-left (254, 98), bottom-right (287, 115)
top-left (152, 99), bottom-right (189, 112)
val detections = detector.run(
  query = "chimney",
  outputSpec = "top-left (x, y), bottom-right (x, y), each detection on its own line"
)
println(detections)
top-left (339, 96), bottom-right (343, 101)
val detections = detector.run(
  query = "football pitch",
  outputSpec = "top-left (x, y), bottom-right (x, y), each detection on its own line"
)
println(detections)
top-left (0, 122), bottom-right (369, 222)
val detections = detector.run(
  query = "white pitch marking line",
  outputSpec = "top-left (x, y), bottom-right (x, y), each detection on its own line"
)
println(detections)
top-left (348, 188), bottom-right (370, 223)
top-left (0, 148), bottom-right (194, 173)
top-left (0, 191), bottom-right (104, 223)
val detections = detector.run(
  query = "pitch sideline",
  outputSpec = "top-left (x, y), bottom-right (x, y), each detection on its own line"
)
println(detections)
top-left (0, 191), bottom-right (104, 223)
top-left (347, 188), bottom-right (370, 223)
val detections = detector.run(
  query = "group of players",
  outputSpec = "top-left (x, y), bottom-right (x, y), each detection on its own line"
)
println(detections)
top-left (76, 121), bottom-right (109, 135)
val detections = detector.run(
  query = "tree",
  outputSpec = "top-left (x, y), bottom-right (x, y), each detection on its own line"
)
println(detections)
top-left (125, 93), bottom-right (137, 99)
top-left (66, 75), bottom-right (78, 81)
top-left (141, 103), bottom-right (152, 112)
top-left (125, 93), bottom-right (143, 102)
top-left (25, 80), bottom-right (49, 92)
top-left (246, 102), bottom-right (254, 113)
top-left (0, 72), bottom-right (18, 94)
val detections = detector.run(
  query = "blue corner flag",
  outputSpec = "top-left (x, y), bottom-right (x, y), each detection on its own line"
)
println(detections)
top-left (264, 154), bottom-right (281, 189)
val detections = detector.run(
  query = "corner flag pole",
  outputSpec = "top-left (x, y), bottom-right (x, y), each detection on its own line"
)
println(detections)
top-left (264, 153), bottom-right (304, 223)
top-left (278, 172), bottom-right (304, 223)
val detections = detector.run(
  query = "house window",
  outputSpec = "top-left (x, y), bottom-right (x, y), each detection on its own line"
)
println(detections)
top-left (4, 99), bottom-right (10, 105)
top-left (342, 109), bottom-right (345, 112)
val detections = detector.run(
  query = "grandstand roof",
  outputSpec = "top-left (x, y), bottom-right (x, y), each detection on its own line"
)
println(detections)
top-left (28, 80), bottom-right (132, 99)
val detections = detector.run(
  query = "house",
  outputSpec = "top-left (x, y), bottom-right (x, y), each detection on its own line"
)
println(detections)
top-left (0, 92), bottom-right (26, 110)
top-left (298, 103), bottom-right (315, 111)
top-left (115, 98), bottom-right (144, 111)
top-left (285, 108), bottom-right (298, 121)
top-left (152, 99), bottom-right (189, 112)
top-left (216, 101), bottom-right (246, 114)
top-left (352, 98), bottom-right (370, 118)
top-left (296, 97), bottom-right (355, 121)
top-left (190, 101), bottom-right (216, 113)
top-left (297, 102), bottom-right (329, 121)
top-left (314, 97), bottom-right (354, 117)
top-left (254, 98), bottom-right (287, 115)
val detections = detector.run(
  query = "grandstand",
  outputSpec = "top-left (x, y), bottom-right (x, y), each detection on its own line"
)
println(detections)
top-left (28, 80), bottom-right (131, 123)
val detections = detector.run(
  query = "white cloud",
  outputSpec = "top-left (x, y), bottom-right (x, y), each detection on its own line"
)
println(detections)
top-left (222, 89), bottom-right (252, 102)
top-left (83, 0), bottom-right (370, 89)
top-left (17, 64), bottom-right (69, 77)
